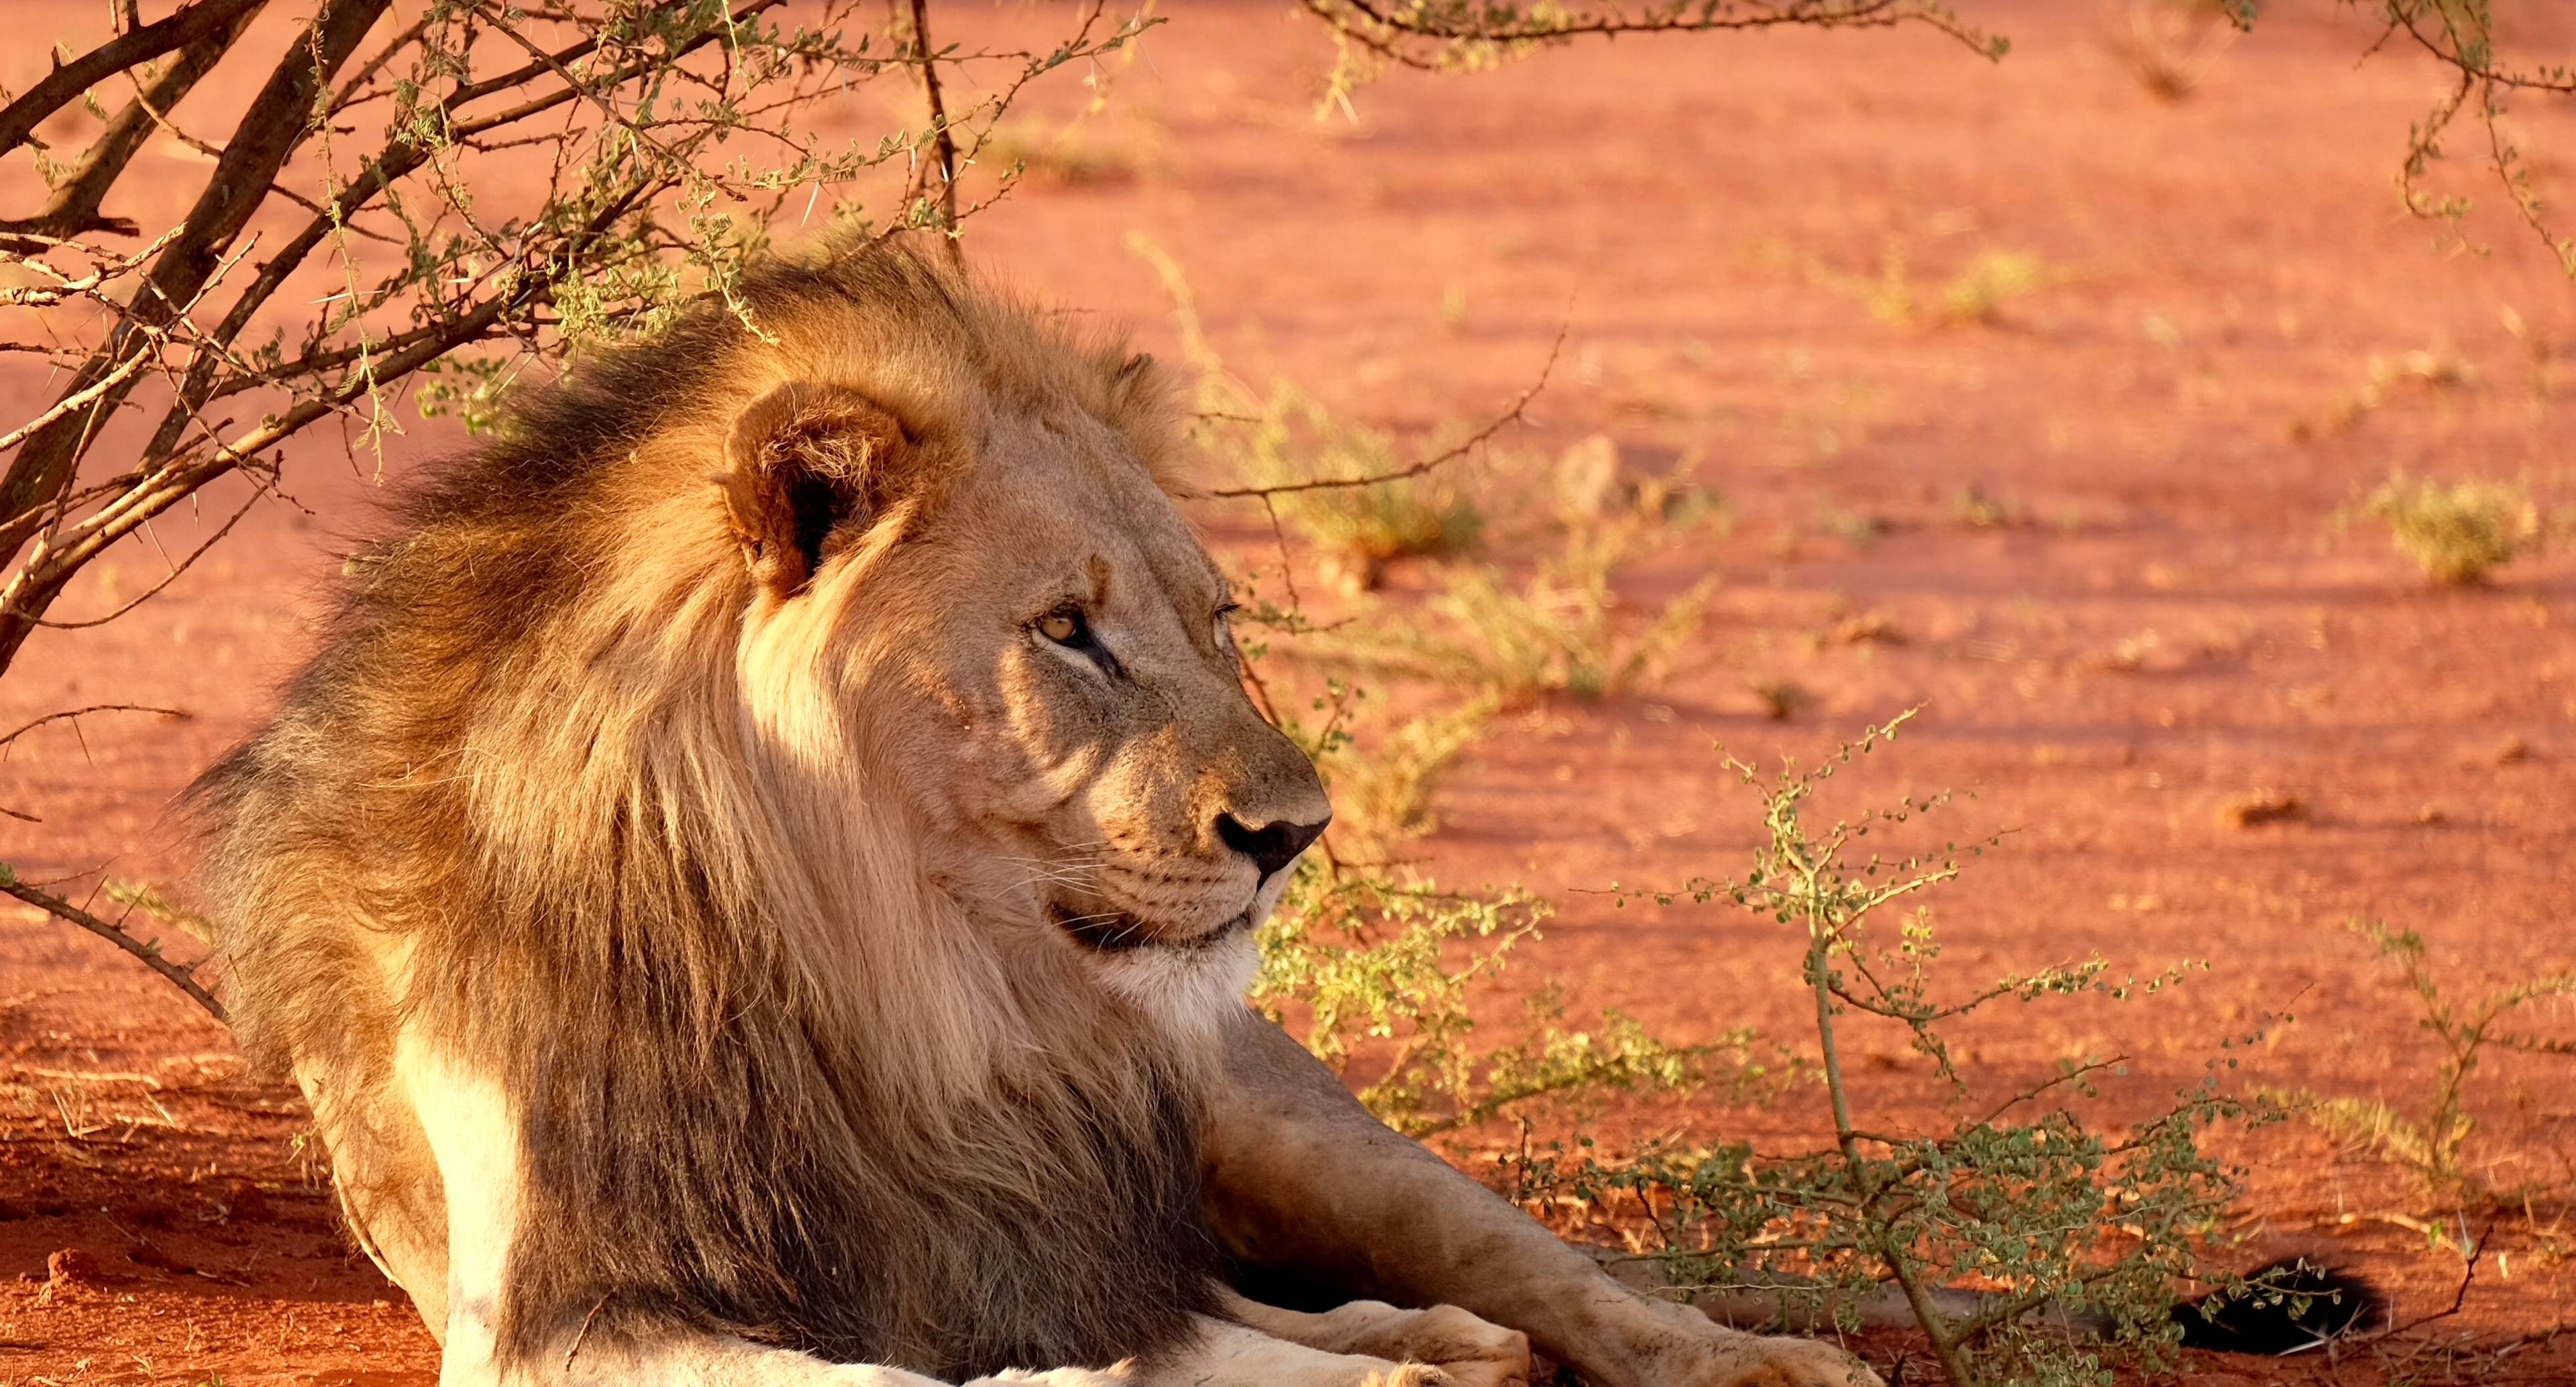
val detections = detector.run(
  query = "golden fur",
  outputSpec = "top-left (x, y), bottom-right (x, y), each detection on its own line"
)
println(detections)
top-left (192, 239), bottom-right (1338, 1378)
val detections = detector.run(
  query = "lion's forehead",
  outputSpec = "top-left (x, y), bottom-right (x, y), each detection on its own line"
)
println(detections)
top-left (961, 451), bottom-right (1222, 612)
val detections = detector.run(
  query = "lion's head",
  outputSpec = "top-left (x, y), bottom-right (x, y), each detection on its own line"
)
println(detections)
top-left (710, 351), bottom-right (1328, 1030)
top-left (193, 241), bottom-right (1318, 1372)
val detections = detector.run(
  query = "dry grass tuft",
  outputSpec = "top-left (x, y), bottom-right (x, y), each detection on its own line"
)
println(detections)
top-left (979, 116), bottom-right (1164, 188)
top-left (2090, 628), bottom-right (2161, 674)
top-left (1937, 249), bottom-right (2051, 325)
top-left (1809, 244), bottom-right (2061, 330)
top-left (1236, 390), bottom-right (1487, 593)
top-left (1831, 610), bottom-right (1904, 646)
top-left (1303, 439), bottom-right (1723, 704)
top-left (2356, 474), bottom-right (2542, 585)
top-left (1950, 483), bottom-right (2025, 530)
top-left (1748, 678), bottom-right (1815, 722)
top-left (2220, 791), bottom-right (2309, 829)
top-left (2103, 0), bottom-right (2239, 101)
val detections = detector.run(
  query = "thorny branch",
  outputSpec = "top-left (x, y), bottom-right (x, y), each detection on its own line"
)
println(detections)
top-left (0, 871), bottom-right (226, 1021)
top-left (1300, 1), bottom-right (2570, 273)
top-left (1206, 323), bottom-right (1566, 500)
top-left (0, 0), bottom-right (270, 158)
top-left (903, 0), bottom-right (963, 261)
top-left (0, 702), bottom-right (185, 755)
top-left (1299, 0), bottom-right (2006, 72)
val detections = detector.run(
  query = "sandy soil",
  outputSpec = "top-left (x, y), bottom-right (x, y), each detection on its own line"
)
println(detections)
top-left (4, 2), bottom-right (2575, 1382)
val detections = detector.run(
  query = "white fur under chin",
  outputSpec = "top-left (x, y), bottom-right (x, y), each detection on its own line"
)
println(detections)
top-left (1094, 929), bottom-right (1260, 1040)
top-left (1092, 861), bottom-right (1299, 1040)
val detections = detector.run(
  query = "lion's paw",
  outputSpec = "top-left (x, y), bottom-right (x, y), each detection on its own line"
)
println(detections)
top-left (962, 1366), bottom-right (1136, 1386)
top-left (1359, 1366), bottom-right (1456, 1387)
top-left (1335, 1304), bottom-right (1528, 1387)
top-left (1693, 1333), bottom-right (1881, 1387)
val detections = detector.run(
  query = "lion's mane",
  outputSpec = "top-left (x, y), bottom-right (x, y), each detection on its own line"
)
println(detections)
top-left (191, 243), bottom-right (1220, 1377)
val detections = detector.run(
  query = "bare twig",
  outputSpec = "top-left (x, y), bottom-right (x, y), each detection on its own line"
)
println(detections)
top-left (0, 0), bottom-right (269, 157)
top-left (0, 703), bottom-right (185, 755)
top-left (1206, 321), bottom-right (1566, 500)
top-left (0, 2), bottom-right (264, 240)
top-left (0, 871), bottom-right (225, 1021)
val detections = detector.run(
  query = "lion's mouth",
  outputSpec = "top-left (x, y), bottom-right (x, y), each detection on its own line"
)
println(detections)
top-left (1051, 903), bottom-right (1251, 955)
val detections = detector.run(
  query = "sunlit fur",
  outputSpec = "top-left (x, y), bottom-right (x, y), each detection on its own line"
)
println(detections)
top-left (191, 239), bottom-right (1331, 1378)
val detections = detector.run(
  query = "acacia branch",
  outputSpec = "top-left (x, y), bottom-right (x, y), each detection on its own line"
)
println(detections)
top-left (180, 0), bottom-right (782, 409)
top-left (1, 0), bottom-right (1144, 669)
top-left (1, 3), bottom-right (264, 240)
top-left (0, 0), bottom-right (268, 157)
top-left (1205, 323), bottom-right (1564, 500)
top-left (2383, 9), bottom-right (2576, 95)
top-left (0, 280), bottom-right (531, 663)
top-left (903, 0), bottom-right (963, 258)
top-left (0, 0), bottom-right (389, 567)
top-left (5, 0), bottom-right (780, 596)
top-left (32, 488), bottom-right (260, 630)
top-left (0, 871), bottom-right (225, 1021)
top-left (0, 702), bottom-right (183, 753)
top-left (1303, 0), bottom-right (2004, 70)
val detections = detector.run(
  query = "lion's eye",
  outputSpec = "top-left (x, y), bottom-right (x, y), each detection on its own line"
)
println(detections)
top-left (1038, 609), bottom-right (1089, 647)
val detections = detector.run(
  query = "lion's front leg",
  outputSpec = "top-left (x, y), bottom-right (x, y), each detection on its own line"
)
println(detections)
top-left (1132, 1316), bottom-right (1482, 1387)
top-left (1218, 1290), bottom-right (1528, 1387)
top-left (1203, 1011), bottom-right (1882, 1387)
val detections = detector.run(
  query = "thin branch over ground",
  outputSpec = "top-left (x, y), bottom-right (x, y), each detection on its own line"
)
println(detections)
top-left (1208, 323), bottom-right (1566, 500)
top-left (0, 869), bottom-right (226, 1021)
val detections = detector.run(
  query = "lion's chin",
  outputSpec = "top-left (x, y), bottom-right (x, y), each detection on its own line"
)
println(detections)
top-left (1070, 909), bottom-right (1260, 1038)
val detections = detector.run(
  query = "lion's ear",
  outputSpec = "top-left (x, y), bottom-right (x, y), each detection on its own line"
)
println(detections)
top-left (714, 382), bottom-right (912, 596)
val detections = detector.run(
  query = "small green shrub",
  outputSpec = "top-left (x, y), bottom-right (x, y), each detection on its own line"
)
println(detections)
top-left (2357, 474), bottom-right (2542, 584)
top-left (1506, 713), bottom-right (2251, 1387)
top-left (1311, 694), bottom-right (1499, 858)
top-left (1244, 581), bottom-right (1726, 1144)
top-left (1254, 863), bottom-right (1737, 1142)
top-left (2271, 920), bottom-right (2575, 1206)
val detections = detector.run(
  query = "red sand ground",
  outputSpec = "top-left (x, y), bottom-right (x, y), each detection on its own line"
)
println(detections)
top-left (4, 3), bottom-right (2574, 1382)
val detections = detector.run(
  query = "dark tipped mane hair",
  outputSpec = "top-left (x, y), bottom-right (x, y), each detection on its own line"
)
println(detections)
top-left (189, 239), bottom-right (1219, 1376)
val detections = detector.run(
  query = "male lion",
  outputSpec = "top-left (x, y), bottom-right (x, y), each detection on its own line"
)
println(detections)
top-left (193, 241), bottom-right (1874, 1387)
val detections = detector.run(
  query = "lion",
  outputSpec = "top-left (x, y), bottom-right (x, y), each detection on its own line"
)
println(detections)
top-left (189, 240), bottom-right (1878, 1387)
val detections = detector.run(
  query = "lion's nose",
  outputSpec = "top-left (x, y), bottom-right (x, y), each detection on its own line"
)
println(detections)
top-left (1216, 811), bottom-right (1330, 882)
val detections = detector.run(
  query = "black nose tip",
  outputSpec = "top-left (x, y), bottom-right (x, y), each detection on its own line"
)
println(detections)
top-left (1217, 812), bottom-right (1329, 881)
